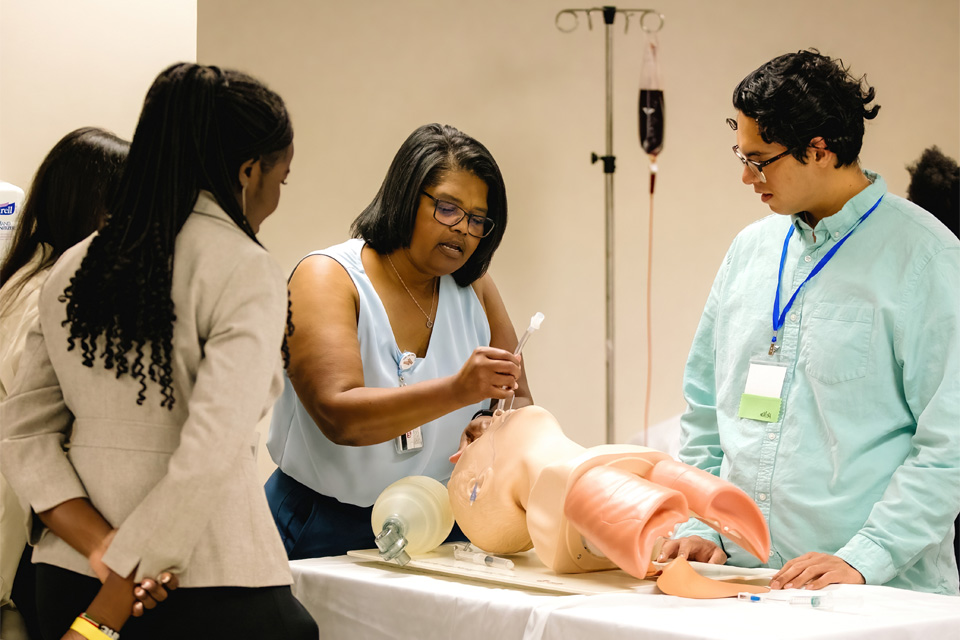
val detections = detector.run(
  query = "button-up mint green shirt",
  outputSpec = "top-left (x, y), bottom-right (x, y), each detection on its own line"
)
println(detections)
top-left (676, 172), bottom-right (960, 595)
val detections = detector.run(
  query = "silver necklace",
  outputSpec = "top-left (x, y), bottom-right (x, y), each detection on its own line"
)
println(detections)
top-left (386, 254), bottom-right (437, 329)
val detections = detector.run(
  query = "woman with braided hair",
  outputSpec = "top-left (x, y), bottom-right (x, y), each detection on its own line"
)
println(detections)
top-left (0, 63), bottom-right (317, 638)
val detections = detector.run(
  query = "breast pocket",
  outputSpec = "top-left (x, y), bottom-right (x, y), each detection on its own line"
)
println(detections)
top-left (799, 303), bottom-right (874, 384)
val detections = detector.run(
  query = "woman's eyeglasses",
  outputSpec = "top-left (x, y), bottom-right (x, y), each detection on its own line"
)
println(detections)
top-left (422, 192), bottom-right (496, 238)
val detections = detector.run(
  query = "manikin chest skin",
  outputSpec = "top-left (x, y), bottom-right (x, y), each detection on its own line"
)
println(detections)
top-left (448, 406), bottom-right (770, 579)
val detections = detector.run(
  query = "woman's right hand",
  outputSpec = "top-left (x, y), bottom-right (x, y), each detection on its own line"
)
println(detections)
top-left (132, 571), bottom-right (180, 616)
top-left (453, 346), bottom-right (521, 405)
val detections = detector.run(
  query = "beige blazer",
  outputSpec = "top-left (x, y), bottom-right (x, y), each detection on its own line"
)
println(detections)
top-left (0, 193), bottom-right (291, 588)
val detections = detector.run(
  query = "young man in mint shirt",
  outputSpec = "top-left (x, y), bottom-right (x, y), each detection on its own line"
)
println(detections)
top-left (660, 50), bottom-right (960, 595)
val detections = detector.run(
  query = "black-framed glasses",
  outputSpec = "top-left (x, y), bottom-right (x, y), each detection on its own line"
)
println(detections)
top-left (422, 191), bottom-right (496, 239)
top-left (732, 145), bottom-right (792, 183)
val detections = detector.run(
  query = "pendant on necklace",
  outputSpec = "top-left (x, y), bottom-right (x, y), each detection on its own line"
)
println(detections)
top-left (426, 319), bottom-right (434, 329)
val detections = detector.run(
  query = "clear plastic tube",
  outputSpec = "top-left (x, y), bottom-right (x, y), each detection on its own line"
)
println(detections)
top-left (497, 312), bottom-right (544, 413)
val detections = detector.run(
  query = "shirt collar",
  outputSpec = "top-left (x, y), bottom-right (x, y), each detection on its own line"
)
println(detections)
top-left (791, 170), bottom-right (887, 241)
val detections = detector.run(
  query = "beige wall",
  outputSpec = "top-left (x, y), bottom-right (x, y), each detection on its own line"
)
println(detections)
top-left (198, 0), bottom-right (959, 468)
top-left (0, 0), bottom-right (197, 190)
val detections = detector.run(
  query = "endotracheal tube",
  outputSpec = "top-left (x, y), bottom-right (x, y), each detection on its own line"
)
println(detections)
top-left (496, 312), bottom-right (544, 413)
top-left (469, 313), bottom-right (544, 506)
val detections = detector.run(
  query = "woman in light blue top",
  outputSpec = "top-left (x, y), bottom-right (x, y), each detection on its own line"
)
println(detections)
top-left (266, 124), bottom-right (532, 558)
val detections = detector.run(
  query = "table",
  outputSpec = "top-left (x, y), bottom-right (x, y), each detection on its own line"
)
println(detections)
top-left (290, 555), bottom-right (960, 640)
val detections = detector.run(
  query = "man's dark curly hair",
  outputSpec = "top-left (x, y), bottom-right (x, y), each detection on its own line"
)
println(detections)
top-left (907, 146), bottom-right (959, 238)
top-left (729, 49), bottom-right (880, 167)
top-left (350, 123), bottom-right (507, 287)
top-left (60, 63), bottom-right (294, 409)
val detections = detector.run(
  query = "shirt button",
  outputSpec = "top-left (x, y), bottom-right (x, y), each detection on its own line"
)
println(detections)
top-left (768, 432), bottom-right (776, 441)
top-left (804, 255), bottom-right (812, 263)
top-left (790, 313), bottom-right (798, 322)
top-left (834, 231), bottom-right (841, 239)
top-left (758, 493), bottom-right (767, 501)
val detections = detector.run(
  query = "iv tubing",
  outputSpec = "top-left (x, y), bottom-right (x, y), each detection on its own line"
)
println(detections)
top-left (643, 160), bottom-right (657, 443)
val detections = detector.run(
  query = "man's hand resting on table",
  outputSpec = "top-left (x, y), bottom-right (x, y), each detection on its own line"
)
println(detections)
top-left (770, 552), bottom-right (864, 590)
top-left (657, 535), bottom-right (727, 564)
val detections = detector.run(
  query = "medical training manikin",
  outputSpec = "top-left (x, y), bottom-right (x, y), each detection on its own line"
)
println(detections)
top-left (448, 405), bottom-right (771, 580)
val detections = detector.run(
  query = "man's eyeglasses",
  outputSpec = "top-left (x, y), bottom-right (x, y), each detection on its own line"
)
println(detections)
top-left (422, 191), bottom-right (496, 239)
top-left (732, 145), bottom-right (792, 183)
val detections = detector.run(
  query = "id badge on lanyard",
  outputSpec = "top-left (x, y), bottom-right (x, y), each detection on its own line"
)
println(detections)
top-left (394, 351), bottom-right (424, 453)
top-left (739, 357), bottom-right (787, 422)
top-left (738, 193), bottom-right (883, 423)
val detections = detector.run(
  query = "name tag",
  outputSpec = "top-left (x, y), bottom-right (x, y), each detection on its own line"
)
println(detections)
top-left (395, 427), bottom-right (423, 453)
top-left (738, 362), bottom-right (787, 422)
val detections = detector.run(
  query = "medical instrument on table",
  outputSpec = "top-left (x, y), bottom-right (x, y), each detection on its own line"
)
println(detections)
top-left (453, 543), bottom-right (515, 571)
top-left (496, 311), bottom-right (544, 413)
top-left (738, 591), bottom-right (845, 610)
top-left (372, 476), bottom-right (454, 566)
top-left (555, 6), bottom-right (665, 444)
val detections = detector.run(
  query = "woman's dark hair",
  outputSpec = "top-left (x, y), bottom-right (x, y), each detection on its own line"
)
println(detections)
top-left (729, 49), bottom-right (880, 167)
top-left (351, 123), bottom-right (507, 287)
top-left (0, 127), bottom-right (128, 311)
top-left (60, 63), bottom-right (294, 409)
top-left (907, 146), bottom-right (959, 238)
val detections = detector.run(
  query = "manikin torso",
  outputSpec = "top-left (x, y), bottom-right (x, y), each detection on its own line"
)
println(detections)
top-left (449, 406), bottom-right (769, 579)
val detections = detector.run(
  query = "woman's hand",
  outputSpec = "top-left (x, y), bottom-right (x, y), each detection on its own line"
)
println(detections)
top-left (452, 347), bottom-right (521, 405)
top-left (132, 572), bottom-right (180, 616)
top-left (450, 413), bottom-right (494, 464)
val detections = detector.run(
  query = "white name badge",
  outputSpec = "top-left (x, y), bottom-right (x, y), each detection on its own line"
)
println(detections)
top-left (395, 427), bottom-right (423, 453)
top-left (738, 361), bottom-right (787, 422)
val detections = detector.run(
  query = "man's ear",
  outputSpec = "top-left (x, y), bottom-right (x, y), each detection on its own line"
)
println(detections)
top-left (808, 137), bottom-right (832, 165)
top-left (238, 158), bottom-right (259, 189)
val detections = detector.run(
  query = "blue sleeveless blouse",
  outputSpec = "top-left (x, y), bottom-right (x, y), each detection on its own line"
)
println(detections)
top-left (267, 239), bottom-right (491, 506)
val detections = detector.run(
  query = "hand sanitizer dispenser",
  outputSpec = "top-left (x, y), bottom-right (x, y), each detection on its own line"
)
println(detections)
top-left (0, 182), bottom-right (26, 263)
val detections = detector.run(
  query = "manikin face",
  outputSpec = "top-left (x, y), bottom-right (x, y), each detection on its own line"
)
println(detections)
top-left (243, 143), bottom-right (294, 232)
top-left (735, 113), bottom-right (816, 217)
top-left (407, 169), bottom-right (488, 276)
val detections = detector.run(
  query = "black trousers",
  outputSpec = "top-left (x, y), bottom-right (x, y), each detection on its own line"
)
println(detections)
top-left (35, 563), bottom-right (318, 640)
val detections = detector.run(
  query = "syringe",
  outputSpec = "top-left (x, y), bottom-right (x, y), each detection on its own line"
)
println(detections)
top-left (453, 544), bottom-right (515, 570)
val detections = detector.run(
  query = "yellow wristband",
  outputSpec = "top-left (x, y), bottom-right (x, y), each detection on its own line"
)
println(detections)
top-left (70, 617), bottom-right (114, 640)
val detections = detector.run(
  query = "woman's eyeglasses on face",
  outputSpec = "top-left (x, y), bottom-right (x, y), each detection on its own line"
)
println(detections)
top-left (732, 145), bottom-right (792, 183)
top-left (422, 191), bottom-right (495, 239)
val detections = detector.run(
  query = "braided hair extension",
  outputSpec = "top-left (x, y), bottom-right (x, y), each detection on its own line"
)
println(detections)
top-left (60, 63), bottom-right (294, 409)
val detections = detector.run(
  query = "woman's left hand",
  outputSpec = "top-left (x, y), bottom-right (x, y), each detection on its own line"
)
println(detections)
top-left (450, 414), bottom-right (494, 463)
top-left (132, 572), bottom-right (180, 616)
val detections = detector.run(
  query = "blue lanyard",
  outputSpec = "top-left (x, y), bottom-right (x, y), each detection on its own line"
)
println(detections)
top-left (769, 194), bottom-right (884, 355)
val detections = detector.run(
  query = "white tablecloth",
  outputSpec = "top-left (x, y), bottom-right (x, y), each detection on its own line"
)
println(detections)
top-left (290, 556), bottom-right (960, 640)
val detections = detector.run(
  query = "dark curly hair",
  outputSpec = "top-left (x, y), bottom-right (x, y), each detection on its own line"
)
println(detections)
top-left (350, 123), bottom-right (507, 287)
top-left (60, 63), bottom-right (294, 409)
top-left (907, 146), bottom-right (959, 238)
top-left (729, 49), bottom-right (880, 167)
top-left (0, 128), bottom-right (128, 313)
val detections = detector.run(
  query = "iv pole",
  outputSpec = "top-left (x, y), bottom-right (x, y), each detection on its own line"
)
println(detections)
top-left (556, 6), bottom-right (664, 444)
